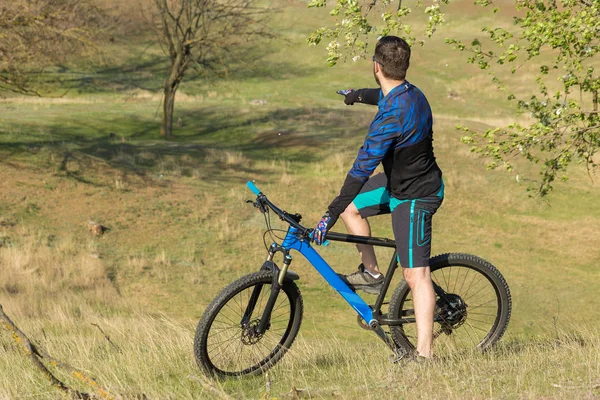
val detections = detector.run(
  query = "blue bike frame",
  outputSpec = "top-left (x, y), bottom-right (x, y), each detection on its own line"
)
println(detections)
top-left (281, 226), bottom-right (375, 325)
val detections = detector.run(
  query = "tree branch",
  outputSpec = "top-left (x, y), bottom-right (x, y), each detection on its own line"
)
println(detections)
top-left (0, 304), bottom-right (114, 400)
top-left (0, 305), bottom-right (74, 396)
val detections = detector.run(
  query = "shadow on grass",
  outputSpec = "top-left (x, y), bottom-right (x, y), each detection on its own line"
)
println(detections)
top-left (0, 105), bottom-right (365, 186)
top-left (53, 41), bottom-right (321, 95)
top-left (55, 55), bottom-right (169, 93)
top-left (494, 332), bottom-right (590, 356)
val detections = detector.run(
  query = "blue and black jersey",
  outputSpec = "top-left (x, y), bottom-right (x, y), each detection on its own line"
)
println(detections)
top-left (328, 82), bottom-right (442, 218)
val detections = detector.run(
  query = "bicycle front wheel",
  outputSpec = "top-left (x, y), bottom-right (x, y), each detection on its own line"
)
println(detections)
top-left (388, 253), bottom-right (511, 355)
top-left (194, 271), bottom-right (303, 377)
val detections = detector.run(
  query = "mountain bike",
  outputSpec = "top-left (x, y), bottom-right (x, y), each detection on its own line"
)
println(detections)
top-left (194, 181), bottom-right (511, 377)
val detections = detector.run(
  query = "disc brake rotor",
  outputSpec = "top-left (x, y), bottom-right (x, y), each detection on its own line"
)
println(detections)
top-left (436, 294), bottom-right (468, 333)
top-left (241, 319), bottom-right (266, 345)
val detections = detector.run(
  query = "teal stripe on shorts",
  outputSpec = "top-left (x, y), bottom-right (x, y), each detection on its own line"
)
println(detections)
top-left (353, 187), bottom-right (390, 210)
top-left (436, 180), bottom-right (445, 199)
top-left (408, 200), bottom-right (416, 268)
top-left (389, 197), bottom-right (410, 212)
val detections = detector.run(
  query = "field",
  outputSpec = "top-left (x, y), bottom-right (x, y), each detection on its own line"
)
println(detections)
top-left (1, 0), bottom-right (599, 398)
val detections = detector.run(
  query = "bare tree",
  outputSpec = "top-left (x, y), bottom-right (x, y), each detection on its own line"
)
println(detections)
top-left (0, 0), bottom-right (107, 95)
top-left (150, 0), bottom-right (270, 138)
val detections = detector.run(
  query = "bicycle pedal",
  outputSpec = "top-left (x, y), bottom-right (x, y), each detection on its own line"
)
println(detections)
top-left (389, 347), bottom-right (410, 364)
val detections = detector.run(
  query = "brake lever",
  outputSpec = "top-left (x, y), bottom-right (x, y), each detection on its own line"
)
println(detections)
top-left (246, 199), bottom-right (268, 213)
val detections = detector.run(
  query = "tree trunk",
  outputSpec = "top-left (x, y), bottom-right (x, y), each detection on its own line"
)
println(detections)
top-left (161, 50), bottom-right (187, 138)
top-left (161, 81), bottom-right (178, 138)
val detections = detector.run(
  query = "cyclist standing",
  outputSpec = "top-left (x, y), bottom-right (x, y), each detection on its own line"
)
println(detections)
top-left (313, 36), bottom-right (444, 359)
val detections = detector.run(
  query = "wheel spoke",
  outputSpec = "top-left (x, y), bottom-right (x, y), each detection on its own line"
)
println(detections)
top-left (207, 325), bottom-right (239, 339)
top-left (217, 305), bottom-right (240, 325)
top-left (463, 279), bottom-right (492, 302)
top-left (452, 267), bottom-right (461, 295)
top-left (467, 311), bottom-right (498, 317)
top-left (208, 329), bottom-right (242, 352)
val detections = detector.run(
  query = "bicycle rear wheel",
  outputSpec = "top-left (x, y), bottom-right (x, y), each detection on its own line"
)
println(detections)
top-left (388, 253), bottom-right (511, 355)
top-left (194, 271), bottom-right (303, 377)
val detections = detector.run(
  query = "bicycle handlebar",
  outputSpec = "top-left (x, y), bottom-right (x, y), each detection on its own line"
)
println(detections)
top-left (246, 181), bottom-right (312, 238)
top-left (246, 181), bottom-right (261, 196)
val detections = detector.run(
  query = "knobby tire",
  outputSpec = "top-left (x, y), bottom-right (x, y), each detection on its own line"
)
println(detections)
top-left (194, 271), bottom-right (303, 377)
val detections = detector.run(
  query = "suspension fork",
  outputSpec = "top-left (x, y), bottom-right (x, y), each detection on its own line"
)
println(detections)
top-left (241, 244), bottom-right (292, 335)
top-left (255, 250), bottom-right (292, 334)
top-left (240, 245), bottom-right (276, 326)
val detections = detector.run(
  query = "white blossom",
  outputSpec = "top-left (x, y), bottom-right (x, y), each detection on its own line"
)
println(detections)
top-left (326, 41), bottom-right (340, 51)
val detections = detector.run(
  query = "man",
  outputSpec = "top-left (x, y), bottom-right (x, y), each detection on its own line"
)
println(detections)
top-left (313, 36), bottom-right (444, 358)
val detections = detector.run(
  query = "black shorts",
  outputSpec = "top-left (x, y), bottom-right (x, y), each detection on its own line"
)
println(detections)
top-left (352, 173), bottom-right (444, 268)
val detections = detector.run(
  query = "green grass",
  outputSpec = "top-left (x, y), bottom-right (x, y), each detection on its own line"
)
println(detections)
top-left (1, 0), bottom-right (600, 398)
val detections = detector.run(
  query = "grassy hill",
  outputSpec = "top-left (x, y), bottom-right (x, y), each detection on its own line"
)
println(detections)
top-left (1, 0), bottom-right (599, 398)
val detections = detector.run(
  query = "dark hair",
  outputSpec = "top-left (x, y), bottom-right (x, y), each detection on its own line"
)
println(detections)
top-left (374, 36), bottom-right (411, 81)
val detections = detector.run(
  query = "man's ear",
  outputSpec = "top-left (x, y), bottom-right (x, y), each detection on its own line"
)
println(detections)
top-left (374, 61), bottom-right (383, 76)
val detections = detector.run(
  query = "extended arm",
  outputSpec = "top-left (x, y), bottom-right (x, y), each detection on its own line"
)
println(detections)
top-left (342, 88), bottom-right (381, 106)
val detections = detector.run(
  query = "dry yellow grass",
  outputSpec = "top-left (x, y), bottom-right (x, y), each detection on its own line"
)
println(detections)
top-left (0, 226), bottom-right (119, 319)
top-left (1, 291), bottom-right (598, 399)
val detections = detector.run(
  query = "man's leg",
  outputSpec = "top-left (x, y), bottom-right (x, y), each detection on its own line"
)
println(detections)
top-left (340, 203), bottom-right (381, 275)
top-left (391, 193), bottom-right (443, 358)
top-left (336, 173), bottom-right (390, 293)
top-left (339, 173), bottom-right (390, 276)
top-left (403, 266), bottom-right (435, 357)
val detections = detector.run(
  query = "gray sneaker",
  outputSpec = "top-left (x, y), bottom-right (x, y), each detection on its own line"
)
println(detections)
top-left (338, 264), bottom-right (384, 294)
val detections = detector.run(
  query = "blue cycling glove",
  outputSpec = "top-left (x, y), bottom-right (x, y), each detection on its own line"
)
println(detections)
top-left (314, 211), bottom-right (338, 245)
